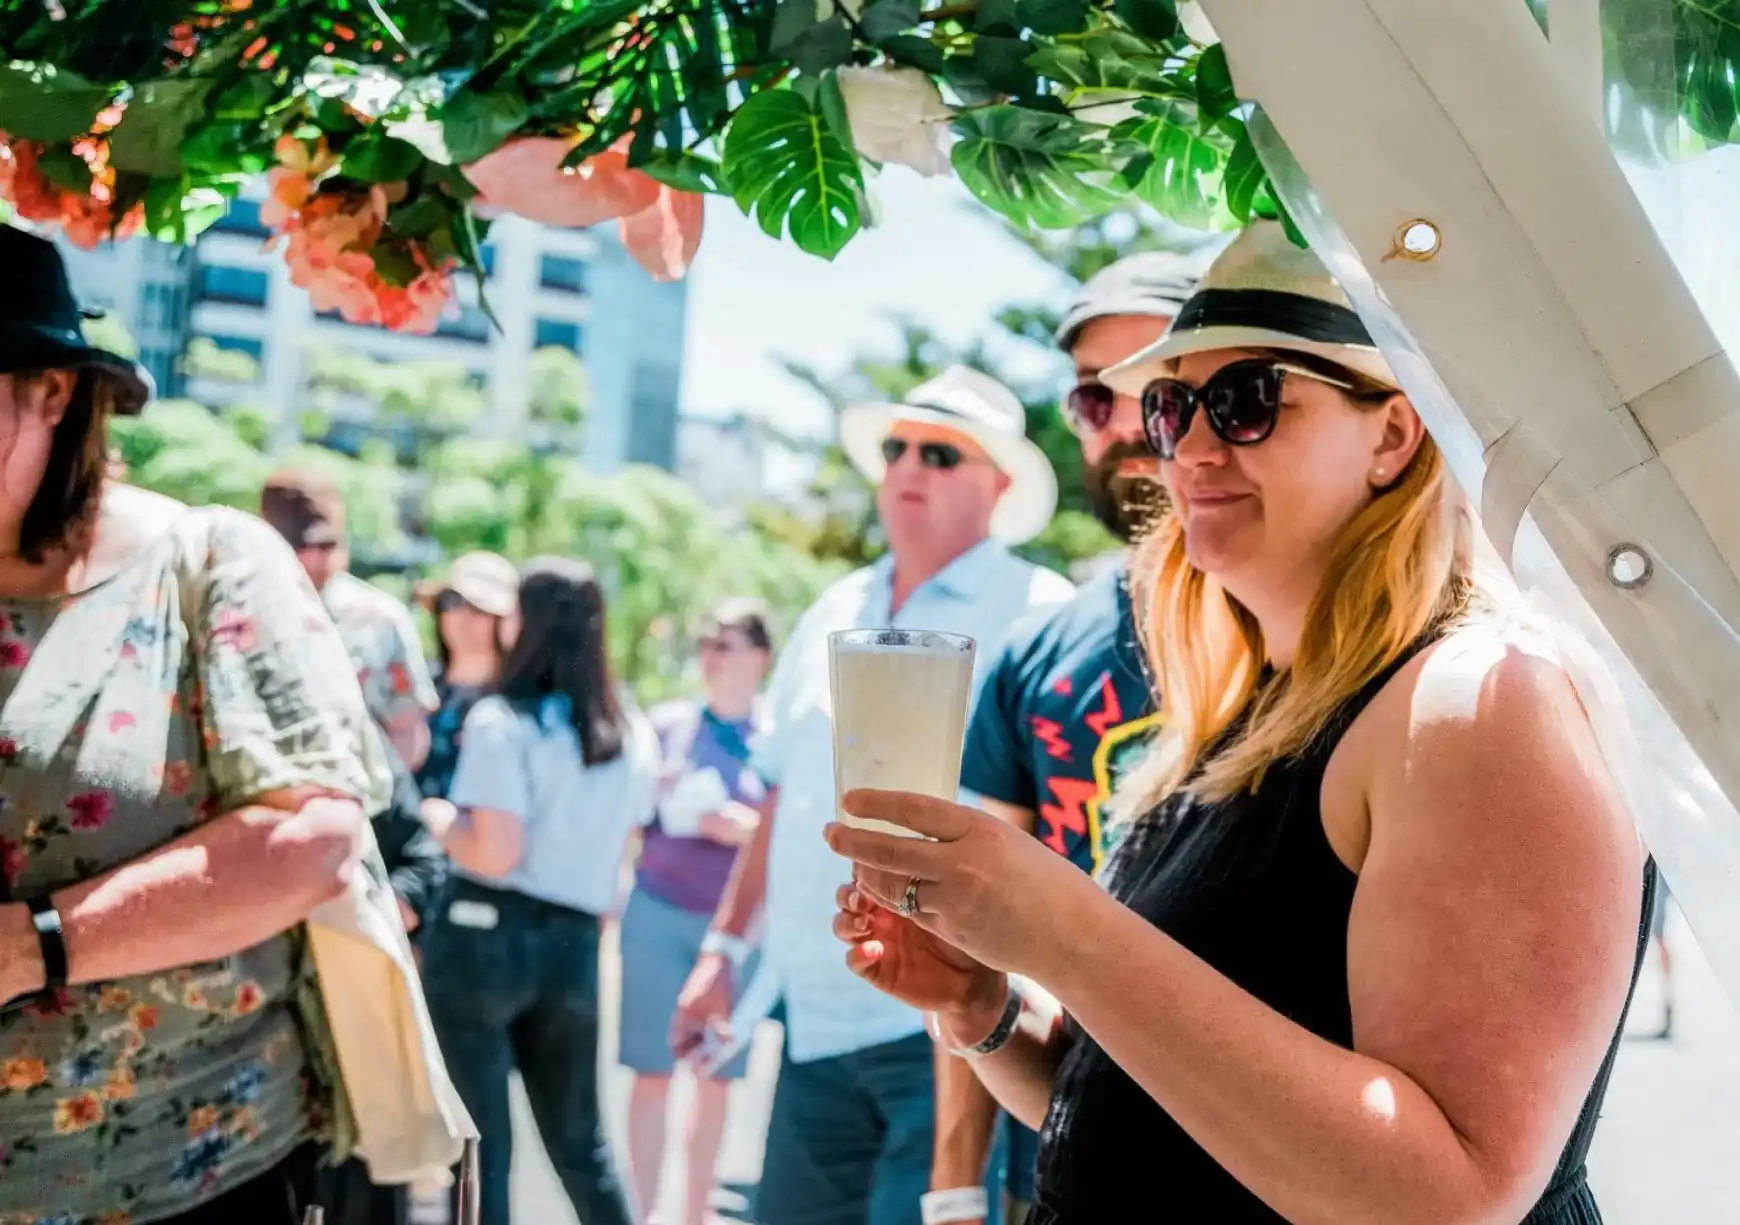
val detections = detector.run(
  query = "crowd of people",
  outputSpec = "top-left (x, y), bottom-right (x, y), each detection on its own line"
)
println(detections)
top-left (0, 212), bottom-right (1666, 1225)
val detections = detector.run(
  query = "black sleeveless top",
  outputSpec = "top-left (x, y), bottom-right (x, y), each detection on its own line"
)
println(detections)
top-left (1030, 645), bottom-right (1655, 1225)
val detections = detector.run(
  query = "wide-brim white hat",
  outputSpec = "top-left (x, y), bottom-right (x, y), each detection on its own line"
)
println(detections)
top-left (1102, 220), bottom-right (1399, 397)
top-left (840, 365), bottom-right (1059, 545)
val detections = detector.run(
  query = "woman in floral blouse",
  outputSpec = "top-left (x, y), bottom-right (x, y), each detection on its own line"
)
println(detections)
top-left (0, 229), bottom-right (391, 1223)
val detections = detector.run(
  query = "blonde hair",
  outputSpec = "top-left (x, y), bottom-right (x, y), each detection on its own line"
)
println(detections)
top-left (1114, 353), bottom-right (1479, 812)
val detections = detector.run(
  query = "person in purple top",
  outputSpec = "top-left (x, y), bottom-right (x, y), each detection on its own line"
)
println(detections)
top-left (620, 598), bottom-right (774, 1225)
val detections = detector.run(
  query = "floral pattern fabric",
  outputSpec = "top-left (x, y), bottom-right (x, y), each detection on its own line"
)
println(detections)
top-left (319, 571), bottom-right (437, 760)
top-left (0, 507), bottom-right (391, 1225)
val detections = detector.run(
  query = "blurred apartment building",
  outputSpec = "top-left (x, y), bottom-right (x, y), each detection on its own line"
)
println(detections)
top-left (55, 197), bottom-right (695, 476)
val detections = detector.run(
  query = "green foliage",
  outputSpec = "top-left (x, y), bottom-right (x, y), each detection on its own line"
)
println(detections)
top-left (723, 84), bottom-right (867, 259)
top-left (109, 398), bottom-right (272, 511)
top-left (952, 107), bottom-right (1128, 231)
top-left (10, 0), bottom-right (1740, 271)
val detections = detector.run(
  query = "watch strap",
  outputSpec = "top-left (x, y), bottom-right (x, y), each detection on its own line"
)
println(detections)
top-left (27, 896), bottom-right (67, 989)
top-left (950, 985), bottom-right (1022, 1058)
top-left (700, 929), bottom-right (752, 971)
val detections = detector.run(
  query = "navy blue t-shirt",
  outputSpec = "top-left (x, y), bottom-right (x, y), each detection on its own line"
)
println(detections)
top-left (960, 560), bottom-right (1158, 875)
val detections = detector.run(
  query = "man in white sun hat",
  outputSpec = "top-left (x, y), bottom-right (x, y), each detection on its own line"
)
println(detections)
top-left (671, 365), bottom-right (1075, 1225)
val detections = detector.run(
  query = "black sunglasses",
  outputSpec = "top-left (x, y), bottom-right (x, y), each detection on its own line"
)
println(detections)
top-left (880, 437), bottom-right (971, 471)
top-left (1140, 359), bottom-right (1352, 460)
top-left (1064, 379), bottom-right (1117, 435)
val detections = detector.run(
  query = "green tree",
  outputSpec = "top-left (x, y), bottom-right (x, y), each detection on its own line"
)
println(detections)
top-left (770, 208), bottom-right (1214, 578)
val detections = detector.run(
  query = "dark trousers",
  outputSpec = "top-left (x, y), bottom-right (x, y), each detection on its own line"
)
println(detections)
top-left (422, 879), bottom-right (632, 1225)
top-left (161, 1144), bottom-right (320, 1223)
top-left (759, 1031), bottom-right (1007, 1225)
top-left (316, 1154), bottom-right (408, 1225)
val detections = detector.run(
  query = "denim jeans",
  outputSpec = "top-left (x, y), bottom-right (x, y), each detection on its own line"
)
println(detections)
top-left (422, 879), bottom-right (632, 1225)
top-left (758, 1030), bottom-right (1008, 1225)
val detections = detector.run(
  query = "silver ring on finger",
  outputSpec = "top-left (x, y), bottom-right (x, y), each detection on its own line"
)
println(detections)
top-left (894, 876), bottom-right (921, 918)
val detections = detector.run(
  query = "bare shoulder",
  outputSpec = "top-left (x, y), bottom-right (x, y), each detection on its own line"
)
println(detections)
top-left (1339, 626), bottom-right (1645, 1200)
top-left (1324, 626), bottom-right (1628, 870)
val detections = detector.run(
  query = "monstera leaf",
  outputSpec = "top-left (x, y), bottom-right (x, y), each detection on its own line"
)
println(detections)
top-left (952, 105), bottom-right (1128, 231)
top-left (1112, 99), bottom-right (1230, 228)
top-left (723, 84), bottom-right (866, 259)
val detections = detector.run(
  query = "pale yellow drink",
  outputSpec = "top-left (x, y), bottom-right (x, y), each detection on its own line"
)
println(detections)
top-left (828, 629), bottom-right (976, 838)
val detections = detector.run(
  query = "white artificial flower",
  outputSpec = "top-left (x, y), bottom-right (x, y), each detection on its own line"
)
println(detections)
top-left (835, 65), bottom-right (955, 178)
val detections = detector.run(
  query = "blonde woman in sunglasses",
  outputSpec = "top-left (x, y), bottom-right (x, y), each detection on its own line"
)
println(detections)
top-left (825, 221), bottom-right (1652, 1225)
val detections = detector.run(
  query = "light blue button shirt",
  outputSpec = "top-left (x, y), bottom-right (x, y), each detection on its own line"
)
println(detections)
top-left (745, 540), bottom-right (1075, 1064)
top-left (448, 693), bottom-right (660, 914)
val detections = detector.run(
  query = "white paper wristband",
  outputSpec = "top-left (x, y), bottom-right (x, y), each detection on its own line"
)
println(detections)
top-left (920, 1187), bottom-right (990, 1224)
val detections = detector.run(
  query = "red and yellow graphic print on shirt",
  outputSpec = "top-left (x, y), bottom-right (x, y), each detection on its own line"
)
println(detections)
top-left (961, 562), bottom-right (1158, 876)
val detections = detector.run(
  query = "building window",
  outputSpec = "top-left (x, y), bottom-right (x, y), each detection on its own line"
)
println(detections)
top-left (196, 264), bottom-right (270, 307)
top-left (435, 305), bottom-right (492, 344)
top-left (534, 318), bottom-right (582, 352)
top-left (212, 198), bottom-right (269, 239)
top-left (201, 333), bottom-right (267, 363)
top-left (539, 254), bottom-right (586, 294)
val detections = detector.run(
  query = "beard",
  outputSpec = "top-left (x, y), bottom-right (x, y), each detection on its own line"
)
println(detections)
top-left (1084, 442), bottom-right (1167, 543)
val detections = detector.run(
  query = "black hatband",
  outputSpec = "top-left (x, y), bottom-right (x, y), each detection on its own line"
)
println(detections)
top-left (1173, 288), bottom-right (1375, 347)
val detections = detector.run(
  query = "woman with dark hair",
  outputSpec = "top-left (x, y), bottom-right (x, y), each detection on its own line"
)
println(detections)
top-left (621, 597), bottom-right (773, 1225)
top-left (0, 226), bottom-right (459, 1223)
top-left (415, 550), bottom-right (520, 802)
top-left (420, 556), bottom-right (661, 1225)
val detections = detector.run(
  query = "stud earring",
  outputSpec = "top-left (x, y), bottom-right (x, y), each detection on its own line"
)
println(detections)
top-left (1372, 467), bottom-right (1387, 484)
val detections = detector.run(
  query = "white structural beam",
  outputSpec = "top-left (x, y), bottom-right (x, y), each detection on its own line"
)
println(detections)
top-left (1202, 0), bottom-right (1740, 997)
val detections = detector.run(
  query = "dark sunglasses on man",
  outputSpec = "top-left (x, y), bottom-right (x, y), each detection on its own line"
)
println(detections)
top-left (1139, 358), bottom-right (1356, 460)
top-left (879, 436), bottom-right (978, 471)
top-left (1062, 378), bottom-right (1119, 436)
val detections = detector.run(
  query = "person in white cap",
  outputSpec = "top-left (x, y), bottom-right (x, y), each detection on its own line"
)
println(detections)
top-left (670, 366), bottom-right (1074, 1225)
top-left (824, 220), bottom-right (1654, 1225)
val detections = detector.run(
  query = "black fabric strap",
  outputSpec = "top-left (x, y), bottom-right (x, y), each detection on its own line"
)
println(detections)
top-left (1174, 288), bottom-right (1375, 347)
top-left (27, 895), bottom-right (67, 989)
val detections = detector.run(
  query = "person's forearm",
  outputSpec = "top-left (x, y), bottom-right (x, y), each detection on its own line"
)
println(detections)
top-left (438, 818), bottom-right (510, 878)
top-left (709, 789), bottom-right (775, 937)
top-left (391, 719), bottom-right (431, 773)
top-left (1048, 892), bottom-right (1516, 1225)
top-left (932, 1045), bottom-right (1001, 1192)
top-left (1, 798), bottom-right (364, 1000)
top-left (941, 980), bottom-right (1070, 1133)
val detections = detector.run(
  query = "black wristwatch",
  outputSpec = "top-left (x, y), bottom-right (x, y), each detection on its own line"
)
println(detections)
top-left (26, 895), bottom-right (67, 991)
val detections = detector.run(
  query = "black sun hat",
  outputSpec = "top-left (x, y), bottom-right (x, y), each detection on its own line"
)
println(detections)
top-left (0, 225), bottom-right (153, 415)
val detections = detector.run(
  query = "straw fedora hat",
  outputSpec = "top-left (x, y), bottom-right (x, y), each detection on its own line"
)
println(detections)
top-left (1102, 220), bottom-right (1398, 397)
top-left (839, 365), bottom-right (1059, 545)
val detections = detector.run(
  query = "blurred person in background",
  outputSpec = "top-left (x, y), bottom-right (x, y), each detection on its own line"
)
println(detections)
top-left (672, 368), bottom-right (1075, 1225)
top-left (419, 557), bottom-right (662, 1225)
top-left (416, 550), bottom-right (521, 801)
top-left (621, 598), bottom-right (775, 1225)
top-left (259, 469), bottom-right (449, 1225)
top-left (934, 253), bottom-right (1200, 1225)
top-left (0, 226), bottom-right (388, 1224)
top-left (260, 469), bottom-right (439, 776)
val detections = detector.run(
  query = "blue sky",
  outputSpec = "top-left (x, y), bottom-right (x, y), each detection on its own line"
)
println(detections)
top-left (676, 168), bottom-right (1076, 442)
